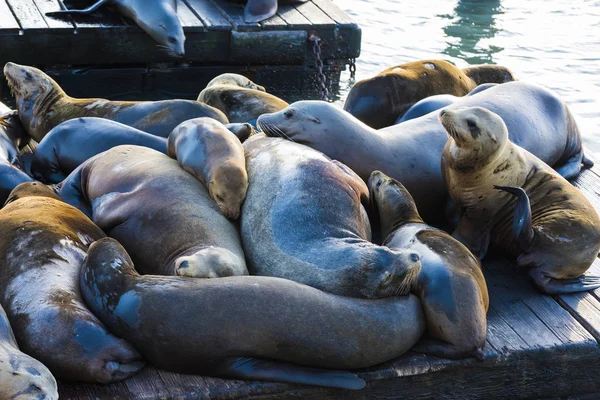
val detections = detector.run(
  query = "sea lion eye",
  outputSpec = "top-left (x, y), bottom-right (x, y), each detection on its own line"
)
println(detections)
top-left (376, 179), bottom-right (383, 188)
top-left (216, 194), bottom-right (225, 202)
top-left (467, 119), bottom-right (476, 129)
top-left (284, 110), bottom-right (294, 119)
top-left (168, 37), bottom-right (177, 44)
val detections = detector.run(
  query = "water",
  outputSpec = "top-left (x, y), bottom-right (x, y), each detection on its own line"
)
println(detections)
top-left (333, 0), bottom-right (600, 153)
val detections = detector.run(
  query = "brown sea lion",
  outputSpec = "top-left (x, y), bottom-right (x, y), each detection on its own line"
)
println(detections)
top-left (241, 135), bottom-right (422, 299)
top-left (369, 171), bottom-right (488, 359)
top-left (58, 145), bottom-right (248, 278)
top-left (344, 59), bottom-right (515, 129)
top-left (258, 81), bottom-right (590, 222)
top-left (79, 237), bottom-right (426, 388)
top-left (205, 73), bottom-right (266, 92)
top-left (0, 303), bottom-right (58, 400)
top-left (168, 118), bottom-right (248, 219)
top-left (0, 182), bottom-right (144, 383)
top-left (3, 62), bottom-right (228, 142)
top-left (46, 0), bottom-right (186, 57)
top-left (441, 106), bottom-right (600, 294)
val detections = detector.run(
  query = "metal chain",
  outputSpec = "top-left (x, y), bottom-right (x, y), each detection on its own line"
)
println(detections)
top-left (308, 33), bottom-right (329, 101)
top-left (349, 58), bottom-right (357, 79)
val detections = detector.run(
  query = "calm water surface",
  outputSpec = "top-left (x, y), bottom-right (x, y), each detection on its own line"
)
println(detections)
top-left (334, 0), bottom-right (600, 153)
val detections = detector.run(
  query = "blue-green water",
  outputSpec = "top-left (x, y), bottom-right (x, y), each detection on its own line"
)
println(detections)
top-left (334, 0), bottom-right (600, 153)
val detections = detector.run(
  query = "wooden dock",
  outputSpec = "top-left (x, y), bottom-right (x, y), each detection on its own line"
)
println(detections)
top-left (0, 0), bottom-right (361, 101)
top-left (56, 158), bottom-right (600, 399)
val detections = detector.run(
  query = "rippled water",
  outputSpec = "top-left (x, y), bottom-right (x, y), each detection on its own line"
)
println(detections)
top-left (334, 0), bottom-right (600, 153)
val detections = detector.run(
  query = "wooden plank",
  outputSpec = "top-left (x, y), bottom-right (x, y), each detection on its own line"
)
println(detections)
top-left (312, 0), bottom-right (358, 27)
top-left (58, 0), bottom-right (129, 29)
top-left (208, 0), bottom-right (261, 32)
top-left (6, 0), bottom-right (48, 30)
top-left (0, 0), bottom-right (21, 31)
top-left (32, 0), bottom-right (75, 30)
top-left (293, 0), bottom-right (335, 27)
top-left (485, 305), bottom-right (529, 355)
top-left (177, 0), bottom-right (205, 32)
top-left (184, 0), bottom-right (232, 31)
top-left (260, 13), bottom-right (288, 31)
top-left (276, 4), bottom-right (312, 30)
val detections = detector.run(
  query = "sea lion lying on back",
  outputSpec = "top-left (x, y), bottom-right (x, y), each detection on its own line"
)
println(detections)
top-left (258, 81), bottom-right (591, 222)
top-left (3, 62), bottom-right (228, 142)
top-left (441, 107), bottom-right (600, 294)
top-left (0, 182), bottom-right (144, 383)
top-left (59, 145), bottom-right (248, 278)
top-left (344, 59), bottom-right (515, 129)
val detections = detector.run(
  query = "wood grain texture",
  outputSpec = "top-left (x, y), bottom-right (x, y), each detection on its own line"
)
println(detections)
top-left (0, 0), bottom-right (20, 31)
top-left (6, 0), bottom-right (48, 30)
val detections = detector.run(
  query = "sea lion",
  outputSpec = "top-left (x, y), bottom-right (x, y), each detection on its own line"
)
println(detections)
top-left (59, 145), bottom-right (247, 278)
top-left (168, 118), bottom-right (248, 219)
top-left (205, 73), bottom-right (266, 92)
top-left (79, 237), bottom-right (426, 388)
top-left (225, 122), bottom-right (256, 142)
top-left (241, 135), bottom-right (422, 299)
top-left (31, 117), bottom-right (168, 184)
top-left (0, 102), bottom-right (30, 150)
top-left (0, 182), bottom-right (144, 383)
top-left (440, 106), bottom-right (600, 294)
top-left (46, 0), bottom-right (185, 57)
top-left (0, 303), bottom-right (58, 400)
top-left (3, 62), bottom-right (228, 142)
top-left (258, 81), bottom-right (591, 222)
top-left (369, 171), bottom-right (488, 359)
top-left (197, 84), bottom-right (288, 125)
top-left (344, 59), bottom-right (515, 129)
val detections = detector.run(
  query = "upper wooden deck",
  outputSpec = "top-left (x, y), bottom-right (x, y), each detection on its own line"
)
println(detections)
top-left (57, 156), bottom-right (600, 399)
top-left (0, 0), bottom-right (361, 66)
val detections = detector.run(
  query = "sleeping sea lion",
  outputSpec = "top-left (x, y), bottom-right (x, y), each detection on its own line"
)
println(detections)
top-left (441, 106), bottom-right (600, 294)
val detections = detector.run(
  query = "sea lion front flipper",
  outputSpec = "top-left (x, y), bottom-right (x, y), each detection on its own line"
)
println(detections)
top-left (57, 166), bottom-right (93, 218)
top-left (494, 185), bottom-right (534, 251)
top-left (528, 269), bottom-right (600, 295)
top-left (411, 339), bottom-right (485, 361)
top-left (217, 357), bottom-right (366, 390)
top-left (243, 0), bottom-right (278, 23)
top-left (46, 0), bottom-right (111, 16)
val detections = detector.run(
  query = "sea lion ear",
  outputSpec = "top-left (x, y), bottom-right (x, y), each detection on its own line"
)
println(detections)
top-left (489, 133), bottom-right (498, 143)
top-left (309, 116), bottom-right (321, 124)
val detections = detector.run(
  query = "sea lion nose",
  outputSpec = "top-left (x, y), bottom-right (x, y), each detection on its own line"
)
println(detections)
top-left (178, 260), bottom-right (189, 269)
top-left (410, 253), bottom-right (420, 263)
top-left (440, 109), bottom-right (447, 117)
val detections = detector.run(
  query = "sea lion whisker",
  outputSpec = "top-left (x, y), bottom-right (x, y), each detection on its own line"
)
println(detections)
top-left (271, 124), bottom-right (295, 143)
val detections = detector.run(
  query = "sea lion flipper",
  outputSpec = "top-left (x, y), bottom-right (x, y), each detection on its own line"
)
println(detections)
top-left (46, 0), bottom-right (111, 16)
top-left (218, 357), bottom-right (366, 390)
top-left (243, 0), bottom-right (278, 23)
top-left (494, 185), bottom-right (534, 251)
top-left (529, 269), bottom-right (600, 294)
top-left (412, 339), bottom-right (485, 361)
top-left (57, 166), bottom-right (93, 218)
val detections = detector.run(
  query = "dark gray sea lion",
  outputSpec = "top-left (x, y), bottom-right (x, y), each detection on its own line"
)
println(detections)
top-left (258, 81), bottom-right (591, 222)
top-left (241, 135), bottom-right (422, 298)
top-left (59, 145), bottom-right (247, 278)
top-left (79, 236), bottom-right (426, 388)
top-left (31, 117), bottom-right (168, 184)
top-left (46, 0), bottom-right (185, 57)
top-left (369, 171), bottom-right (488, 359)
top-left (3, 62), bottom-right (228, 142)
top-left (0, 303), bottom-right (58, 400)
top-left (441, 107), bottom-right (600, 294)
top-left (168, 118), bottom-right (248, 219)
top-left (232, 0), bottom-right (309, 23)
top-left (0, 182), bottom-right (144, 383)
top-left (344, 59), bottom-right (515, 129)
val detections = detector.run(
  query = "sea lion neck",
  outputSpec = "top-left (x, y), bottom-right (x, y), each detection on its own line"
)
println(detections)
top-left (378, 185), bottom-right (424, 239)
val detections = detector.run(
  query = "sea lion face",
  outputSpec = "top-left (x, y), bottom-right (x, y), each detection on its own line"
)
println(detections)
top-left (368, 247), bottom-right (422, 299)
top-left (209, 162), bottom-right (248, 220)
top-left (144, 0), bottom-right (185, 57)
top-left (175, 247), bottom-right (247, 278)
top-left (0, 349), bottom-right (59, 400)
top-left (440, 106), bottom-right (508, 166)
top-left (3, 63), bottom-right (56, 133)
top-left (257, 101), bottom-right (327, 143)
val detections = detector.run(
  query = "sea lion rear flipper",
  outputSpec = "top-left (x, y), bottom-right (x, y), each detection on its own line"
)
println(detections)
top-left (217, 357), bottom-right (366, 390)
top-left (46, 0), bottom-right (111, 16)
top-left (529, 269), bottom-right (600, 294)
top-left (494, 185), bottom-right (534, 251)
top-left (412, 339), bottom-right (485, 361)
top-left (582, 154), bottom-right (595, 168)
top-left (243, 0), bottom-right (278, 23)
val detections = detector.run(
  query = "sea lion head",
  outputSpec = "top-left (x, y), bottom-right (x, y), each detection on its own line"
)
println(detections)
top-left (365, 247), bottom-right (422, 299)
top-left (174, 246), bottom-right (248, 278)
top-left (210, 161), bottom-right (248, 220)
top-left (3, 63), bottom-right (62, 137)
top-left (0, 348), bottom-right (59, 400)
top-left (368, 170), bottom-right (423, 239)
top-left (206, 73), bottom-right (266, 92)
top-left (4, 182), bottom-right (60, 207)
top-left (440, 106), bottom-right (508, 168)
top-left (141, 0), bottom-right (185, 58)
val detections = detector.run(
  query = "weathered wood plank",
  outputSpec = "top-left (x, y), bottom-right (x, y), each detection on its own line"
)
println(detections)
top-left (0, 0), bottom-right (21, 31)
top-left (260, 13), bottom-right (289, 31)
top-left (184, 0), bottom-right (232, 31)
top-left (294, 0), bottom-right (335, 27)
top-left (312, 0), bottom-right (358, 27)
top-left (209, 0), bottom-right (261, 32)
top-left (32, 0), bottom-right (75, 30)
top-left (177, 0), bottom-right (205, 32)
top-left (6, 0), bottom-right (48, 31)
top-left (276, 4), bottom-right (312, 30)
top-left (58, 0), bottom-right (130, 29)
